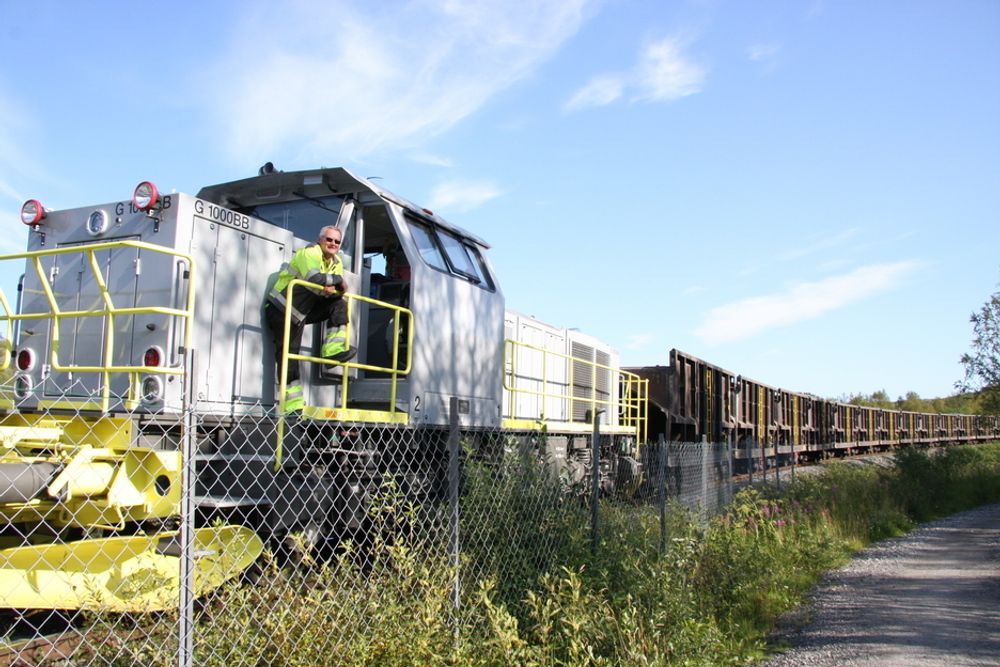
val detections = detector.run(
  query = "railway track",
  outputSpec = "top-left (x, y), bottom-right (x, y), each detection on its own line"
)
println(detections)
top-left (0, 613), bottom-right (81, 667)
top-left (734, 449), bottom-right (900, 487)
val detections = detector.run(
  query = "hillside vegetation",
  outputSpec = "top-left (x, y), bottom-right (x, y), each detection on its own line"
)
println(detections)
top-left (843, 388), bottom-right (997, 415)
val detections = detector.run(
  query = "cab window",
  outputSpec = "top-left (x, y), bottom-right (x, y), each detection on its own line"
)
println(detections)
top-left (406, 216), bottom-right (495, 291)
top-left (247, 196), bottom-right (344, 241)
top-left (409, 223), bottom-right (448, 272)
top-left (437, 230), bottom-right (479, 280)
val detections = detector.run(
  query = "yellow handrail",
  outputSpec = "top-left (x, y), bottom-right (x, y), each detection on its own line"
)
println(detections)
top-left (0, 290), bottom-right (13, 372)
top-left (0, 240), bottom-right (196, 412)
top-left (503, 338), bottom-right (648, 442)
top-left (275, 278), bottom-right (414, 467)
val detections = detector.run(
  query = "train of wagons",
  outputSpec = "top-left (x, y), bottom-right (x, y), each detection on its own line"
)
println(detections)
top-left (0, 164), bottom-right (996, 612)
top-left (630, 350), bottom-right (999, 468)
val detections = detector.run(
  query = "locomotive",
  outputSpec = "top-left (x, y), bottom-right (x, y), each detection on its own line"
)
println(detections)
top-left (0, 165), bottom-right (646, 611)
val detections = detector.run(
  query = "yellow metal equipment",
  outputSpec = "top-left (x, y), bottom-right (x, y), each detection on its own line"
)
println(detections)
top-left (0, 526), bottom-right (262, 611)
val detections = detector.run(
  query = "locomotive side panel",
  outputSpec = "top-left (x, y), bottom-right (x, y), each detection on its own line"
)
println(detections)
top-left (181, 200), bottom-right (295, 414)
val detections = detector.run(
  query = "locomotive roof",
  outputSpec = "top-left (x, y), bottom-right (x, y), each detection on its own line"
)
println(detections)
top-left (196, 166), bottom-right (490, 248)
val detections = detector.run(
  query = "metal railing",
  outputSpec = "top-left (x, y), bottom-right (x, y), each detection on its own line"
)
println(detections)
top-left (0, 240), bottom-right (195, 412)
top-left (502, 338), bottom-right (648, 440)
top-left (275, 278), bottom-right (414, 464)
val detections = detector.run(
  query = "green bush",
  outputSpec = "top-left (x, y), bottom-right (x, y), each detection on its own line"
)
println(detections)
top-left (83, 442), bottom-right (1000, 667)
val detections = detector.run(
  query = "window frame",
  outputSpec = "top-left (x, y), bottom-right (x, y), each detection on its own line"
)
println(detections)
top-left (405, 215), bottom-right (496, 292)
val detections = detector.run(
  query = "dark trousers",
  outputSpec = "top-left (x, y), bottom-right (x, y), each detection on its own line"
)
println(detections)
top-left (265, 294), bottom-right (348, 384)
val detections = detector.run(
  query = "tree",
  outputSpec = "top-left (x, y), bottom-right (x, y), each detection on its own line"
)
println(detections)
top-left (897, 391), bottom-right (924, 413)
top-left (958, 285), bottom-right (1000, 414)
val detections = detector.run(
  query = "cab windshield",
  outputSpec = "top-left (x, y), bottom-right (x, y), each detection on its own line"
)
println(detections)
top-left (248, 196), bottom-right (345, 240)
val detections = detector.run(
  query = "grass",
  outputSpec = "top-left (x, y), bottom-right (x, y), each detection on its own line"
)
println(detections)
top-left (83, 442), bottom-right (1000, 666)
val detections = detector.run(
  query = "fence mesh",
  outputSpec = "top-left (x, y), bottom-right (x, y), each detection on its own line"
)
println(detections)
top-left (0, 378), bottom-right (734, 666)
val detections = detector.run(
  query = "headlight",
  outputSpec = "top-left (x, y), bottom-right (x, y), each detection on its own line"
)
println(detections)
top-left (140, 376), bottom-right (163, 403)
top-left (133, 181), bottom-right (160, 212)
top-left (20, 199), bottom-right (46, 226)
top-left (14, 375), bottom-right (32, 399)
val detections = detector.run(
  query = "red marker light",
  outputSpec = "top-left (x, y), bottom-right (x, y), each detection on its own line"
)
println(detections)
top-left (20, 200), bottom-right (46, 226)
top-left (133, 181), bottom-right (160, 212)
top-left (143, 346), bottom-right (163, 367)
top-left (16, 349), bottom-right (35, 371)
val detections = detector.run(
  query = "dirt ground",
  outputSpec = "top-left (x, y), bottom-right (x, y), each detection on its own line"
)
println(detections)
top-left (761, 502), bottom-right (1000, 666)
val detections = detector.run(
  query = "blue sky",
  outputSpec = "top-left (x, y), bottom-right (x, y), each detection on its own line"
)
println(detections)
top-left (1, 0), bottom-right (997, 401)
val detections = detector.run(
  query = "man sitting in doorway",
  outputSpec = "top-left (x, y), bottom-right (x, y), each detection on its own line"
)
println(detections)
top-left (265, 225), bottom-right (356, 413)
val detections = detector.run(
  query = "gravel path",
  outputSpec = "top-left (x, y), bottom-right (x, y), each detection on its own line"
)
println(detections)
top-left (760, 503), bottom-right (1000, 666)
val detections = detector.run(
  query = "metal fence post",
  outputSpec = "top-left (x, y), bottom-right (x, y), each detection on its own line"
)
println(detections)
top-left (790, 441), bottom-right (796, 484)
top-left (658, 433), bottom-right (667, 556)
top-left (590, 409), bottom-right (603, 556)
top-left (728, 439), bottom-right (735, 504)
top-left (726, 436), bottom-right (734, 505)
top-left (448, 397), bottom-right (461, 622)
top-left (775, 436), bottom-right (781, 491)
top-left (700, 435), bottom-right (709, 519)
top-left (177, 350), bottom-right (196, 667)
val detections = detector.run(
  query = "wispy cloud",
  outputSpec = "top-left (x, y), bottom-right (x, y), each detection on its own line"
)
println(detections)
top-left (0, 93), bottom-right (28, 205)
top-left (624, 332), bottom-right (657, 350)
top-left (205, 0), bottom-right (592, 163)
top-left (427, 180), bottom-right (502, 213)
top-left (408, 152), bottom-right (454, 168)
top-left (565, 37), bottom-right (705, 112)
top-left (779, 227), bottom-right (859, 261)
top-left (633, 39), bottom-right (706, 102)
top-left (565, 75), bottom-right (625, 110)
top-left (0, 89), bottom-right (37, 252)
top-left (747, 42), bottom-right (780, 62)
top-left (693, 261), bottom-right (922, 344)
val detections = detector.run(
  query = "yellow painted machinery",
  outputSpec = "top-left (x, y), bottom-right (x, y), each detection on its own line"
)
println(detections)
top-left (0, 414), bottom-right (262, 611)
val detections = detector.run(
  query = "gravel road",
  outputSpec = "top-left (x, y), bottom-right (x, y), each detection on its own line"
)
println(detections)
top-left (760, 502), bottom-right (1000, 666)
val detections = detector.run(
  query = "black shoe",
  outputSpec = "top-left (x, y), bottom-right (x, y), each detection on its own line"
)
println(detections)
top-left (326, 346), bottom-right (357, 362)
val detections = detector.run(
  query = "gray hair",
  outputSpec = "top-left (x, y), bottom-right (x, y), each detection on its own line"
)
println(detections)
top-left (318, 225), bottom-right (342, 242)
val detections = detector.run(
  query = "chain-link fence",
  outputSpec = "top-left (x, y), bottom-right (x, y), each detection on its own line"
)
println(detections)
top-left (0, 382), bottom-right (734, 666)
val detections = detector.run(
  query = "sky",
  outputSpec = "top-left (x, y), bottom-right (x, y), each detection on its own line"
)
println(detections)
top-left (0, 0), bottom-right (998, 401)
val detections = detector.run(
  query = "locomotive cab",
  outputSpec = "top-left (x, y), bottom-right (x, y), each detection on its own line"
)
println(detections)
top-left (196, 165), bottom-right (505, 427)
top-left (4, 165), bottom-right (504, 428)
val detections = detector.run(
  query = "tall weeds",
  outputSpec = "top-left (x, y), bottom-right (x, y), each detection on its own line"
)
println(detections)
top-left (84, 442), bottom-right (1000, 666)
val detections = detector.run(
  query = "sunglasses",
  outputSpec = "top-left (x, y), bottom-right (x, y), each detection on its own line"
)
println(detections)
top-left (322, 236), bottom-right (342, 244)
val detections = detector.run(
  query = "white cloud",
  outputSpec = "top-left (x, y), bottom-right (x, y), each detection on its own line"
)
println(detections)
top-left (205, 0), bottom-right (592, 163)
top-left (693, 261), bottom-right (922, 344)
top-left (427, 180), bottom-right (502, 213)
top-left (566, 37), bottom-right (705, 112)
top-left (779, 227), bottom-right (859, 261)
top-left (565, 75), bottom-right (624, 111)
top-left (408, 152), bottom-right (454, 168)
top-left (633, 39), bottom-right (705, 102)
